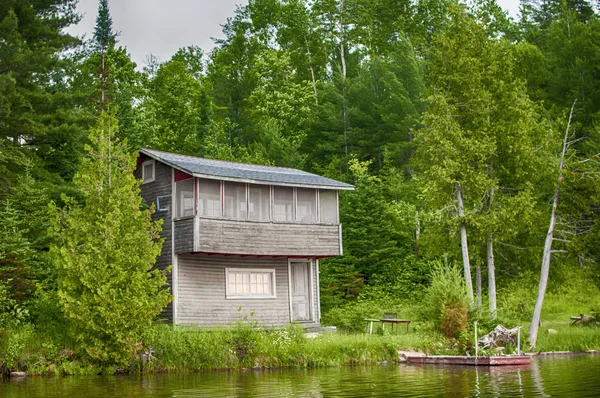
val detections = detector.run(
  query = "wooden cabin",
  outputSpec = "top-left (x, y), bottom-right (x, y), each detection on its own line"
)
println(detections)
top-left (135, 148), bottom-right (354, 328)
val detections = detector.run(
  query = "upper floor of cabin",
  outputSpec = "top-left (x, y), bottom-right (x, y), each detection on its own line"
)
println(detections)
top-left (135, 149), bottom-right (354, 258)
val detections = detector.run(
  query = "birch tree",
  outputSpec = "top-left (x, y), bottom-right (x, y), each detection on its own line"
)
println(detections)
top-left (528, 102), bottom-right (576, 348)
top-left (415, 4), bottom-right (552, 308)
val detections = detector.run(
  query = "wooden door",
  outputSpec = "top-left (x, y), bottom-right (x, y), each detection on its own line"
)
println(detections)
top-left (290, 261), bottom-right (311, 321)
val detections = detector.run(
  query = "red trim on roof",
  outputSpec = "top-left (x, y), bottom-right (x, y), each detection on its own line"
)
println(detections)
top-left (185, 251), bottom-right (335, 259)
top-left (174, 169), bottom-right (193, 182)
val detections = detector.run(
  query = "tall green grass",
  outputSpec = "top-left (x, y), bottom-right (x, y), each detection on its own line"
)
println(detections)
top-left (142, 322), bottom-right (443, 372)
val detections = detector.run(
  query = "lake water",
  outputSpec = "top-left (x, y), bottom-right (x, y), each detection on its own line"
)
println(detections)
top-left (2, 355), bottom-right (599, 397)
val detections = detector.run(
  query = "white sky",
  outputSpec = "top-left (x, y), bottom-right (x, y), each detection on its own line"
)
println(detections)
top-left (67, 0), bottom-right (521, 68)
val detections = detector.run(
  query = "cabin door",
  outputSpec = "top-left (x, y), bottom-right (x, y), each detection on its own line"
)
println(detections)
top-left (290, 261), bottom-right (312, 322)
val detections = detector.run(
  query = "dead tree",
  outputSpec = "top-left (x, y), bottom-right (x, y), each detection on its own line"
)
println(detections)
top-left (529, 100), bottom-right (576, 348)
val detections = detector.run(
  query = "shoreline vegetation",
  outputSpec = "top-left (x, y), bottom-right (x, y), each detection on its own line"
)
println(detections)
top-left (3, 0), bottom-right (600, 383)
top-left (2, 290), bottom-right (599, 378)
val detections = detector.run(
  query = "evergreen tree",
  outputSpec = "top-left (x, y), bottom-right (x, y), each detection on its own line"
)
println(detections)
top-left (93, 0), bottom-right (117, 50)
top-left (49, 113), bottom-right (171, 364)
top-left (0, 0), bottom-right (83, 183)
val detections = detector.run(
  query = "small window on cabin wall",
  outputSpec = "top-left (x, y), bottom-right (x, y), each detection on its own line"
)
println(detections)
top-left (198, 178), bottom-right (221, 217)
top-left (224, 182), bottom-right (247, 219)
top-left (273, 186), bottom-right (294, 222)
top-left (296, 188), bottom-right (316, 223)
top-left (226, 268), bottom-right (276, 298)
top-left (248, 184), bottom-right (270, 221)
top-left (142, 160), bottom-right (155, 184)
top-left (175, 178), bottom-right (194, 218)
top-left (319, 190), bottom-right (338, 224)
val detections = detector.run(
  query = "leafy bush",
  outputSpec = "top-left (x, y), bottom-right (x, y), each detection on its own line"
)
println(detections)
top-left (421, 260), bottom-right (470, 339)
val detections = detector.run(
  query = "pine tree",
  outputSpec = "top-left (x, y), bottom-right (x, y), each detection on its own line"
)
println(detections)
top-left (50, 113), bottom-right (171, 364)
top-left (93, 0), bottom-right (117, 50)
top-left (92, 0), bottom-right (118, 110)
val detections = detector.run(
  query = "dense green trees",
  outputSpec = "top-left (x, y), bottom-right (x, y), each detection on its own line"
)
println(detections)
top-left (1, 0), bottom-right (600, 354)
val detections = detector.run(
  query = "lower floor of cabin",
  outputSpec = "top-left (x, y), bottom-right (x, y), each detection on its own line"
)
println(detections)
top-left (171, 254), bottom-right (321, 329)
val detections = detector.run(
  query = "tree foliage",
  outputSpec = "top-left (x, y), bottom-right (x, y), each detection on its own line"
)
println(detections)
top-left (1, 0), bottom-right (600, 355)
top-left (49, 113), bottom-right (171, 364)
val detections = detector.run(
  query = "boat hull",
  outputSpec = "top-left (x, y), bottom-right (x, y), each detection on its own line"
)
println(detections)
top-left (407, 355), bottom-right (531, 366)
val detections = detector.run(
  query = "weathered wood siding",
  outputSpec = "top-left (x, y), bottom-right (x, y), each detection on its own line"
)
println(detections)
top-left (176, 255), bottom-right (320, 328)
top-left (193, 218), bottom-right (340, 257)
top-left (174, 218), bottom-right (194, 253)
top-left (136, 159), bottom-right (174, 322)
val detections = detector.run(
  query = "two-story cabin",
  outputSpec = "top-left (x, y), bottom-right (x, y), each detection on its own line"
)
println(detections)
top-left (136, 149), bottom-right (354, 329)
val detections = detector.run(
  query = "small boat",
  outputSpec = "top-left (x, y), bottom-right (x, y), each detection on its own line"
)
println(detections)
top-left (407, 355), bottom-right (531, 366)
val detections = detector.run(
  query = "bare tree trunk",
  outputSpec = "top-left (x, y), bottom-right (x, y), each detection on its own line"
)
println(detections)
top-left (338, 0), bottom-right (346, 80)
top-left (338, 0), bottom-right (348, 157)
top-left (476, 263), bottom-right (482, 308)
top-left (304, 36), bottom-right (319, 108)
top-left (415, 211), bottom-right (420, 257)
top-left (529, 100), bottom-right (576, 348)
top-left (487, 174), bottom-right (497, 318)
top-left (487, 233), bottom-right (496, 318)
top-left (101, 48), bottom-right (106, 109)
top-left (456, 186), bottom-right (474, 302)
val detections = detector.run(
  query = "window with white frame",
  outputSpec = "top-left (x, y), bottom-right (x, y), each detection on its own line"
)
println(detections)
top-left (198, 178), bottom-right (221, 217)
top-left (273, 186), bottom-right (294, 222)
top-left (142, 160), bottom-right (155, 184)
top-left (248, 184), bottom-right (270, 221)
top-left (224, 181), bottom-right (247, 219)
top-left (175, 178), bottom-right (194, 218)
top-left (296, 188), bottom-right (316, 223)
top-left (226, 268), bottom-right (276, 298)
top-left (319, 189), bottom-right (338, 224)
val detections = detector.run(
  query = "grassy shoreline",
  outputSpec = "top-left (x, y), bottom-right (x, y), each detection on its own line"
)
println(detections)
top-left (2, 319), bottom-right (599, 377)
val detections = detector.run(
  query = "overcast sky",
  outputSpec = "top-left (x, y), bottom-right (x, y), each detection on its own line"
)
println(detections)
top-left (67, 0), bottom-right (521, 68)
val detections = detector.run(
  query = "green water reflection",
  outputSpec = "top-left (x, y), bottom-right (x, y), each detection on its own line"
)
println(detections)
top-left (2, 355), bottom-right (599, 397)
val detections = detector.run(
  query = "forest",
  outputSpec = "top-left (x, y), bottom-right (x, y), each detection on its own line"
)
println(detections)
top-left (1, 0), bottom-right (600, 369)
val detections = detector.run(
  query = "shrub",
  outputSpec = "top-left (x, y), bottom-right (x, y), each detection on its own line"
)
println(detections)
top-left (422, 260), bottom-right (469, 339)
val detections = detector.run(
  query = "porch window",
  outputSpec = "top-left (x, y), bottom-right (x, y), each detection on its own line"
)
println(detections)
top-left (175, 178), bottom-right (194, 218)
top-left (224, 182), bottom-right (247, 219)
top-left (142, 160), bottom-right (155, 184)
top-left (273, 186), bottom-right (294, 222)
top-left (198, 178), bottom-right (221, 217)
top-left (226, 268), bottom-right (276, 298)
top-left (296, 188), bottom-right (316, 223)
top-left (319, 190), bottom-right (338, 224)
top-left (248, 185), bottom-right (270, 221)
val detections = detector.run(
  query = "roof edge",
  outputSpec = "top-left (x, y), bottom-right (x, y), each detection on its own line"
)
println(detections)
top-left (138, 148), bottom-right (355, 191)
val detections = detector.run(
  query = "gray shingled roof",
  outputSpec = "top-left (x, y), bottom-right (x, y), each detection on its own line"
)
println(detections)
top-left (140, 148), bottom-right (355, 190)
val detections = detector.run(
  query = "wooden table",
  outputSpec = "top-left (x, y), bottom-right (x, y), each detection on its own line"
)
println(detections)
top-left (380, 318), bottom-right (411, 332)
top-left (365, 318), bottom-right (380, 334)
top-left (365, 318), bottom-right (411, 334)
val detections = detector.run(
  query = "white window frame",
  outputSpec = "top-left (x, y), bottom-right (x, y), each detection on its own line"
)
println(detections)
top-left (248, 184), bottom-right (271, 222)
top-left (272, 185), bottom-right (295, 223)
top-left (295, 187), bottom-right (318, 224)
top-left (141, 160), bottom-right (155, 184)
top-left (175, 178), bottom-right (195, 218)
top-left (223, 181), bottom-right (248, 220)
top-left (198, 178), bottom-right (223, 218)
top-left (318, 189), bottom-right (339, 224)
top-left (225, 268), bottom-right (276, 299)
